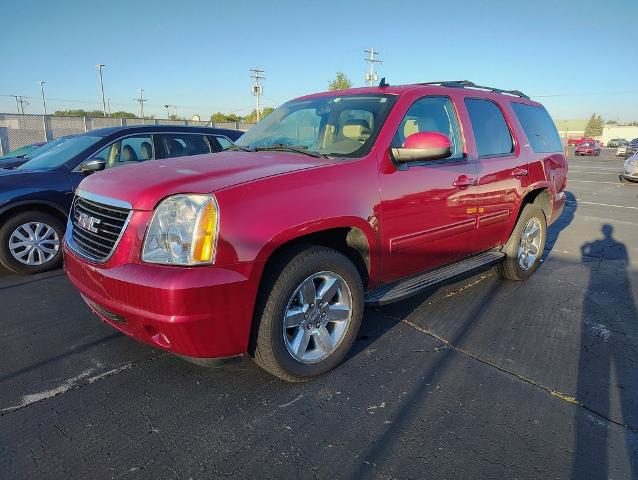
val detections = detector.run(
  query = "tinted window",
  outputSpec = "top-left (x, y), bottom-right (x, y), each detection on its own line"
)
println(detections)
top-left (17, 136), bottom-right (103, 171)
top-left (93, 135), bottom-right (154, 168)
top-left (511, 103), bottom-right (562, 153)
top-left (158, 134), bottom-right (211, 159)
top-left (213, 136), bottom-right (233, 150)
top-left (465, 98), bottom-right (513, 156)
top-left (392, 96), bottom-right (463, 159)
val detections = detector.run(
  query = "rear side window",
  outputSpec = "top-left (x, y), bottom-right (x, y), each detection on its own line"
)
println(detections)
top-left (157, 134), bottom-right (212, 159)
top-left (511, 103), bottom-right (562, 153)
top-left (465, 98), bottom-right (513, 157)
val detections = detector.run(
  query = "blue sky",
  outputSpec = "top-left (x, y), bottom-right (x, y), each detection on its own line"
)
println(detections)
top-left (2, 0), bottom-right (637, 121)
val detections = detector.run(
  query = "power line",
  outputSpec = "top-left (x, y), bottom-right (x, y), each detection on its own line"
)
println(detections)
top-left (11, 95), bottom-right (29, 115)
top-left (364, 48), bottom-right (382, 86)
top-left (250, 68), bottom-right (265, 121)
top-left (134, 89), bottom-right (148, 120)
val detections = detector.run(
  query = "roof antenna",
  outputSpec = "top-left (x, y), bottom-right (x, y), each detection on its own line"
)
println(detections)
top-left (378, 77), bottom-right (389, 88)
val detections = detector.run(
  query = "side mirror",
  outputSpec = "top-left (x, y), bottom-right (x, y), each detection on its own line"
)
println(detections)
top-left (391, 132), bottom-right (452, 163)
top-left (80, 158), bottom-right (105, 174)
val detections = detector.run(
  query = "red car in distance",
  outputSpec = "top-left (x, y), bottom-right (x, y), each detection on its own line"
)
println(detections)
top-left (575, 140), bottom-right (601, 156)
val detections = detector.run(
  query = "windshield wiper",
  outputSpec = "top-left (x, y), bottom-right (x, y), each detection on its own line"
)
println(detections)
top-left (254, 144), bottom-right (326, 158)
top-left (222, 144), bottom-right (254, 152)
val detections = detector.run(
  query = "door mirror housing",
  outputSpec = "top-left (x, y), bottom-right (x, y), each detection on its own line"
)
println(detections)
top-left (391, 132), bottom-right (452, 163)
top-left (79, 158), bottom-right (106, 174)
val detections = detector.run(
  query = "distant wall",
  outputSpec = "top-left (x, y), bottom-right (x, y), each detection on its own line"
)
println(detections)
top-left (601, 126), bottom-right (638, 144)
top-left (0, 113), bottom-right (254, 155)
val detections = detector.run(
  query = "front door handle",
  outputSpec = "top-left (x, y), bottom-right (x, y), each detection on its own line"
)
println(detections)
top-left (511, 168), bottom-right (528, 177)
top-left (453, 175), bottom-right (477, 189)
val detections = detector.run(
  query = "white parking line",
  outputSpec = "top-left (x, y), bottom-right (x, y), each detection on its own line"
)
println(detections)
top-left (568, 180), bottom-right (620, 185)
top-left (569, 170), bottom-right (619, 175)
top-left (575, 200), bottom-right (638, 210)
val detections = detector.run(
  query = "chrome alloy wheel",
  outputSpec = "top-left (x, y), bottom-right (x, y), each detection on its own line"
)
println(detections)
top-left (9, 222), bottom-right (60, 266)
top-left (283, 271), bottom-right (353, 364)
top-left (517, 217), bottom-right (542, 270)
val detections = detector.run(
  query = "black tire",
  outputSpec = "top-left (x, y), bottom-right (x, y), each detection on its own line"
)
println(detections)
top-left (0, 211), bottom-right (65, 274)
top-left (496, 204), bottom-right (547, 281)
top-left (250, 245), bottom-right (364, 382)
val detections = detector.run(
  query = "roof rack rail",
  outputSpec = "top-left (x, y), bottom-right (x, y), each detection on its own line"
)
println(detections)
top-left (419, 80), bottom-right (529, 99)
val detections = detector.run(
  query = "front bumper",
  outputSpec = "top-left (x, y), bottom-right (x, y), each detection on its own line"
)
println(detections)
top-left (64, 243), bottom-right (263, 359)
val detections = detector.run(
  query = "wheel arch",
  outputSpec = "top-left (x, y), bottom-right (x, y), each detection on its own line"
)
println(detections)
top-left (0, 200), bottom-right (68, 226)
top-left (256, 220), bottom-right (377, 290)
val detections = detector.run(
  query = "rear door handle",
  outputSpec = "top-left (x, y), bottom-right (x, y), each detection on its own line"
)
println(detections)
top-left (511, 168), bottom-right (528, 177)
top-left (453, 175), bottom-right (477, 189)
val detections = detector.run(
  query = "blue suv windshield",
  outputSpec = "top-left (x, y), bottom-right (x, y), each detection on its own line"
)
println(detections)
top-left (17, 136), bottom-right (103, 171)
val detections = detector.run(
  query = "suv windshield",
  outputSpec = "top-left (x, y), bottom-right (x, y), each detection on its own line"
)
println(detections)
top-left (17, 135), bottom-right (103, 171)
top-left (235, 94), bottom-right (397, 158)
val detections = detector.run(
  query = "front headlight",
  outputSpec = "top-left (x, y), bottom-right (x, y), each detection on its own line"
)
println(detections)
top-left (141, 194), bottom-right (219, 265)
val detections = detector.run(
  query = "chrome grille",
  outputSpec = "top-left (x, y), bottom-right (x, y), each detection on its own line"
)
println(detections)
top-left (70, 194), bottom-right (131, 262)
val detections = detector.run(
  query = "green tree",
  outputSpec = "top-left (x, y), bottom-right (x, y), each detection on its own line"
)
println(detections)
top-left (606, 120), bottom-right (618, 125)
top-left (584, 113), bottom-right (604, 137)
top-left (211, 112), bottom-right (242, 123)
top-left (54, 109), bottom-right (136, 118)
top-left (110, 111), bottom-right (136, 119)
top-left (243, 107), bottom-right (274, 123)
top-left (328, 72), bottom-right (353, 91)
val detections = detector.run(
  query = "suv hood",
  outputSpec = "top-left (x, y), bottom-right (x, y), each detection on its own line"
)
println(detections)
top-left (79, 151), bottom-right (341, 210)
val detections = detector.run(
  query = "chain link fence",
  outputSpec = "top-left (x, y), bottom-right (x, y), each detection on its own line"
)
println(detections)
top-left (0, 113), bottom-right (254, 155)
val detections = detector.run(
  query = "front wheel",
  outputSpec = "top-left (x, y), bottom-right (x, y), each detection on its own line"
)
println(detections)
top-left (250, 245), bottom-right (364, 382)
top-left (0, 211), bottom-right (65, 274)
top-left (496, 204), bottom-right (547, 281)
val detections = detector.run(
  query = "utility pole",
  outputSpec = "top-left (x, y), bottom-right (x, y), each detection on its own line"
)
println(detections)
top-left (12, 95), bottom-right (29, 115)
top-left (135, 89), bottom-right (147, 120)
top-left (37, 81), bottom-right (47, 115)
top-left (164, 104), bottom-right (171, 118)
top-left (250, 68), bottom-right (264, 121)
top-left (11, 95), bottom-right (20, 114)
top-left (96, 64), bottom-right (107, 117)
top-left (107, 98), bottom-right (111, 116)
top-left (364, 48), bottom-right (382, 86)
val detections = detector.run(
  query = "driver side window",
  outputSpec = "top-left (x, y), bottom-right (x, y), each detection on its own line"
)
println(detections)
top-left (392, 96), bottom-right (463, 159)
top-left (92, 135), bottom-right (154, 169)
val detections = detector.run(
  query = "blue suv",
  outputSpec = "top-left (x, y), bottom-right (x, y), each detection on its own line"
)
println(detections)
top-left (0, 125), bottom-right (242, 274)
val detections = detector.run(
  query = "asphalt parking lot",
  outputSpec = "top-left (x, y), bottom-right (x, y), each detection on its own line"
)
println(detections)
top-left (1, 149), bottom-right (637, 479)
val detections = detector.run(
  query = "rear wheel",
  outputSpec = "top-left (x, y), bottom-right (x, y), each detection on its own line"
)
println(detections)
top-left (496, 204), bottom-right (546, 281)
top-left (0, 211), bottom-right (64, 274)
top-left (250, 245), bottom-right (364, 382)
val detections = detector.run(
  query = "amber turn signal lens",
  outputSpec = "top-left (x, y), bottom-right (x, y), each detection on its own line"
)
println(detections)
top-left (192, 201), bottom-right (218, 263)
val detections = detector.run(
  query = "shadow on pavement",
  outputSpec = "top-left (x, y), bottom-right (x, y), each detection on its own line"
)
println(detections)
top-left (571, 225), bottom-right (638, 479)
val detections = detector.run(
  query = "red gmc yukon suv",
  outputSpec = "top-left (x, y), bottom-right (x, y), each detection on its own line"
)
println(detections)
top-left (64, 80), bottom-right (567, 382)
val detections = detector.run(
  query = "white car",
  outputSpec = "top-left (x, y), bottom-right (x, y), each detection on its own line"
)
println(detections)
top-left (621, 153), bottom-right (638, 182)
top-left (616, 145), bottom-right (628, 156)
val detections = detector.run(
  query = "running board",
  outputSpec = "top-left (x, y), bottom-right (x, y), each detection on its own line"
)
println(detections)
top-left (365, 251), bottom-right (505, 306)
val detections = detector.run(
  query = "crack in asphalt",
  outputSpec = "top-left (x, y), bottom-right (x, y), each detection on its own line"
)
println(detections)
top-left (0, 353), bottom-right (165, 416)
top-left (376, 309), bottom-right (638, 435)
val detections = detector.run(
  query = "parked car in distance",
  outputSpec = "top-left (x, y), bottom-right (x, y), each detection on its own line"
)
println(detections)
top-left (0, 125), bottom-right (242, 274)
top-left (575, 140), bottom-right (601, 156)
top-left (0, 137), bottom-right (73, 169)
top-left (64, 80), bottom-right (567, 382)
top-left (568, 136), bottom-right (594, 146)
top-left (606, 138), bottom-right (627, 148)
top-left (619, 138), bottom-right (638, 157)
top-left (620, 152), bottom-right (638, 182)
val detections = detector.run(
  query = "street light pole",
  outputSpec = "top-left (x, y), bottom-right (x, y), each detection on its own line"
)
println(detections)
top-left (96, 64), bottom-right (107, 117)
top-left (37, 81), bottom-right (47, 115)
